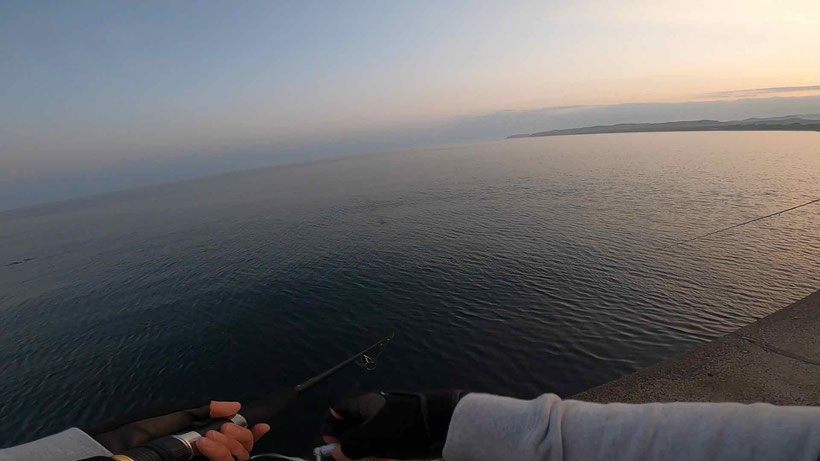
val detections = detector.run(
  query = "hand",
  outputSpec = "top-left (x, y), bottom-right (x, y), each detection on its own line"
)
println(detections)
top-left (86, 399), bottom-right (270, 460)
top-left (322, 404), bottom-right (390, 461)
top-left (195, 401), bottom-right (271, 461)
top-left (321, 391), bottom-right (467, 461)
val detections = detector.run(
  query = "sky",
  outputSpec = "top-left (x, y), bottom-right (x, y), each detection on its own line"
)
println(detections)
top-left (2, 0), bottom-right (820, 211)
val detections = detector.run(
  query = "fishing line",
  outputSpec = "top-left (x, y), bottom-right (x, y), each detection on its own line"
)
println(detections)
top-left (251, 338), bottom-right (392, 461)
top-left (117, 334), bottom-right (394, 461)
top-left (659, 197), bottom-right (820, 250)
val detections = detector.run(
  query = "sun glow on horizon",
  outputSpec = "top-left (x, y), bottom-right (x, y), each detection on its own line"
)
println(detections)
top-left (1, 0), bottom-right (819, 209)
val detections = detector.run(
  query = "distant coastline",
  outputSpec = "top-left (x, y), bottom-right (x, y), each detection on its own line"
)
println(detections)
top-left (507, 114), bottom-right (820, 139)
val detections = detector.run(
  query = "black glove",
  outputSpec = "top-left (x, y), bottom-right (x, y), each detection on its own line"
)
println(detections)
top-left (321, 390), bottom-right (467, 460)
top-left (82, 400), bottom-right (211, 453)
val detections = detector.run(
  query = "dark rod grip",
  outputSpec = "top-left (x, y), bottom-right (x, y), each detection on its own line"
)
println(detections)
top-left (117, 389), bottom-right (299, 461)
top-left (116, 418), bottom-right (240, 461)
top-left (114, 333), bottom-right (390, 461)
top-left (119, 438), bottom-right (189, 461)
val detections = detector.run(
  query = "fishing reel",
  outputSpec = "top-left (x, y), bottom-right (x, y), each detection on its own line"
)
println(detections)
top-left (108, 334), bottom-right (394, 461)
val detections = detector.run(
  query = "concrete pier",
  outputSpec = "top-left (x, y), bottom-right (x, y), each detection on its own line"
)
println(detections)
top-left (575, 290), bottom-right (820, 405)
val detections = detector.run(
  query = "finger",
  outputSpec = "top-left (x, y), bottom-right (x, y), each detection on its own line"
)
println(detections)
top-left (206, 429), bottom-right (250, 461)
top-left (222, 422), bottom-right (255, 451)
top-left (331, 443), bottom-right (352, 461)
top-left (330, 393), bottom-right (384, 425)
top-left (321, 408), bottom-right (352, 437)
top-left (196, 436), bottom-right (234, 461)
top-left (210, 401), bottom-right (242, 418)
top-left (322, 435), bottom-right (338, 444)
top-left (251, 423), bottom-right (270, 441)
top-left (330, 400), bottom-right (359, 420)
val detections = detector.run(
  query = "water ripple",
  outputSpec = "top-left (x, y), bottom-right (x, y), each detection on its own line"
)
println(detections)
top-left (0, 132), bottom-right (818, 451)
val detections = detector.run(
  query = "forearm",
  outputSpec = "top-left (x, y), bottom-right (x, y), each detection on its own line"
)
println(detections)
top-left (443, 393), bottom-right (820, 461)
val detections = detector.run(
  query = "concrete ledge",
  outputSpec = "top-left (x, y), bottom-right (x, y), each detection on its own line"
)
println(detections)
top-left (574, 289), bottom-right (820, 405)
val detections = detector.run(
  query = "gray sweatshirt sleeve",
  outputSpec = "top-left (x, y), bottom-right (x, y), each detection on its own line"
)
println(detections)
top-left (0, 428), bottom-right (111, 461)
top-left (443, 393), bottom-right (820, 461)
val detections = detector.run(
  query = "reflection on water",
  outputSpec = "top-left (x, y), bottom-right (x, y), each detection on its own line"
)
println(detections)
top-left (0, 131), bottom-right (818, 449)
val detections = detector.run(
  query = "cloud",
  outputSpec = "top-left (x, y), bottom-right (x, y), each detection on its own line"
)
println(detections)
top-left (703, 85), bottom-right (820, 99)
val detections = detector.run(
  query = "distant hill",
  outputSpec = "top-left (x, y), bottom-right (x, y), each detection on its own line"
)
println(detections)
top-left (507, 115), bottom-right (820, 139)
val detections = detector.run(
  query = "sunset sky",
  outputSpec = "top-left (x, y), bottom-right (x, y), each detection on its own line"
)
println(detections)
top-left (2, 0), bottom-right (819, 209)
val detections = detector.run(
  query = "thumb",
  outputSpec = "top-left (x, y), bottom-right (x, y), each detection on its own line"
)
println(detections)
top-left (209, 401), bottom-right (241, 418)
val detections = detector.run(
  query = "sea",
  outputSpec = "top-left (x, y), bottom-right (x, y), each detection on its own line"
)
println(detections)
top-left (1, 131), bottom-right (818, 453)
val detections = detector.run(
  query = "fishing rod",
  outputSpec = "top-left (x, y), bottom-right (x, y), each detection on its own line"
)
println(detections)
top-left (658, 197), bottom-right (820, 250)
top-left (115, 333), bottom-right (394, 461)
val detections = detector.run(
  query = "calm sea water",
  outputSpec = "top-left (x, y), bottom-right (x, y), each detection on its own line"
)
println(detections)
top-left (1, 132), bottom-right (818, 451)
